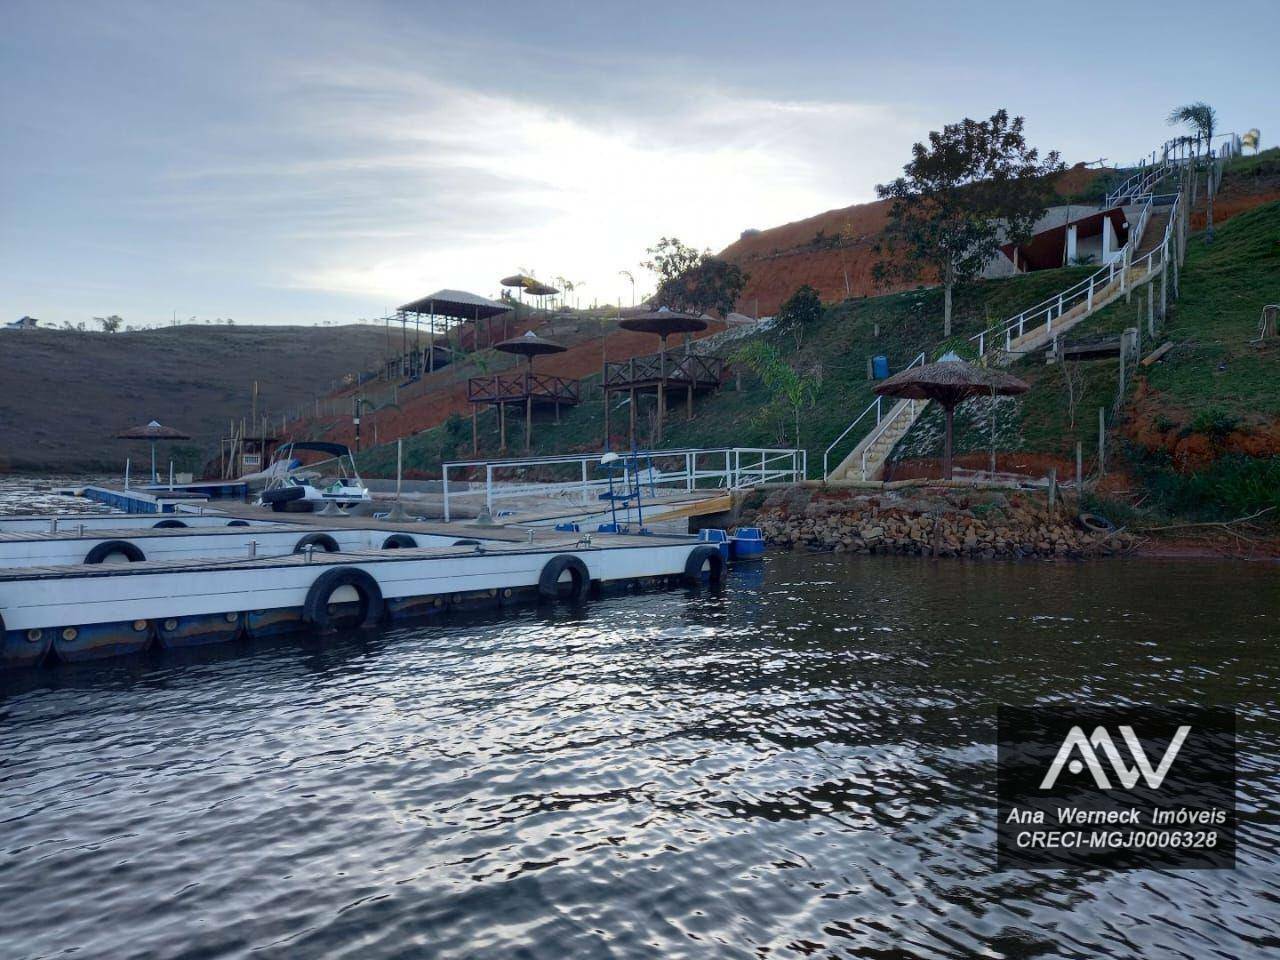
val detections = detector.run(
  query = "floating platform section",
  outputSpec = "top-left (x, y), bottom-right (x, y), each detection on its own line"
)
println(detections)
top-left (0, 533), bottom-right (726, 669)
top-left (0, 522), bottom-right (489, 569)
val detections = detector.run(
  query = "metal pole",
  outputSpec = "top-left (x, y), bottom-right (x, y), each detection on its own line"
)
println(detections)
top-left (395, 438), bottom-right (403, 503)
top-left (1076, 441), bottom-right (1083, 494)
top-left (443, 464), bottom-right (451, 522)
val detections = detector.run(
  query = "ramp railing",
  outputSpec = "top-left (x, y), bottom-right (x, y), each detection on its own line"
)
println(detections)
top-left (441, 447), bottom-right (806, 521)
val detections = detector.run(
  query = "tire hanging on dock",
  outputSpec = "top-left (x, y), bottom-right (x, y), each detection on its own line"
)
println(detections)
top-left (84, 540), bottom-right (146, 564)
top-left (294, 533), bottom-right (340, 554)
top-left (537, 554), bottom-right (591, 602)
top-left (682, 545), bottom-right (726, 587)
top-left (153, 519), bottom-right (187, 529)
top-left (302, 566), bottom-right (384, 629)
top-left (226, 520), bottom-right (250, 527)
top-left (381, 534), bottom-right (416, 549)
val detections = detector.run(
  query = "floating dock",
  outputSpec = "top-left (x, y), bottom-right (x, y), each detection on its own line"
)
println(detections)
top-left (0, 522), bottom-right (725, 669)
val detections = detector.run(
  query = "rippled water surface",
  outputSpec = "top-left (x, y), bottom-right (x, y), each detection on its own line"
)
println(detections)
top-left (1, 487), bottom-right (1278, 959)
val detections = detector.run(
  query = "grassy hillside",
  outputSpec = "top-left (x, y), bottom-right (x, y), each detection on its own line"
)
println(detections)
top-left (353, 266), bottom-right (1093, 477)
top-left (0, 324), bottom-right (392, 472)
top-left (893, 200), bottom-right (1280, 519)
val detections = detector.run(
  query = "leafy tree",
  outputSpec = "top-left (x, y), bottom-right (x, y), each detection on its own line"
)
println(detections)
top-left (732, 340), bottom-right (817, 446)
top-left (1168, 101), bottom-right (1218, 241)
top-left (776, 284), bottom-right (822, 350)
top-left (874, 109), bottom-right (1063, 336)
top-left (94, 314), bottom-right (122, 332)
top-left (642, 237), bottom-right (747, 318)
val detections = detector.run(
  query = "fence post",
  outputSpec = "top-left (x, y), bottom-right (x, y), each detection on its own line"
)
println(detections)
top-left (1076, 441), bottom-right (1083, 494)
top-left (1098, 407), bottom-right (1106, 476)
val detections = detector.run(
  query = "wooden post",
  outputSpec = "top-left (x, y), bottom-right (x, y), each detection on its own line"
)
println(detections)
top-left (499, 403), bottom-right (506, 451)
top-left (1098, 407), bottom-right (1106, 476)
top-left (1048, 468), bottom-right (1057, 511)
top-left (686, 384), bottom-right (693, 420)
top-left (628, 387), bottom-right (636, 448)
top-left (1076, 440), bottom-right (1083, 493)
top-left (471, 405), bottom-right (478, 455)
top-left (656, 335), bottom-right (667, 443)
top-left (1147, 282), bottom-right (1155, 337)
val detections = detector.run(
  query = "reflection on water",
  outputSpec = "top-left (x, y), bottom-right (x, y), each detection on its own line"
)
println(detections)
top-left (0, 475), bottom-right (116, 516)
top-left (0, 483), bottom-right (1277, 958)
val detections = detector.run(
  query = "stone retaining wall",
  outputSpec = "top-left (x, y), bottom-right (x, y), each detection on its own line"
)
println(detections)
top-left (742, 485), bottom-right (1135, 559)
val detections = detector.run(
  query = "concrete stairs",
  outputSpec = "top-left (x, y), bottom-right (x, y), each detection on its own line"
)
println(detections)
top-left (829, 398), bottom-right (922, 481)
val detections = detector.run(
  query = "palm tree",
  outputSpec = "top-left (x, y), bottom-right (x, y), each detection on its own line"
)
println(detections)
top-left (618, 270), bottom-right (635, 306)
top-left (1242, 128), bottom-right (1261, 155)
top-left (1168, 102), bottom-right (1219, 241)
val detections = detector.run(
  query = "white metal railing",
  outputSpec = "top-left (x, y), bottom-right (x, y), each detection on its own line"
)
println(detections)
top-left (1104, 157), bottom-right (1170, 207)
top-left (440, 447), bottom-right (807, 522)
top-left (823, 352), bottom-right (926, 478)
top-left (966, 193), bottom-right (1173, 360)
top-left (857, 398), bottom-right (918, 481)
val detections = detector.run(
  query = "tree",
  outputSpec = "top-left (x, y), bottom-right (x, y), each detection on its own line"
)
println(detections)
top-left (874, 109), bottom-right (1063, 336)
top-left (95, 314), bottom-right (122, 333)
top-left (732, 340), bottom-right (817, 446)
top-left (776, 284), bottom-right (822, 350)
top-left (643, 237), bottom-right (747, 319)
top-left (1168, 101), bottom-right (1218, 241)
top-left (1241, 128), bottom-right (1261, 155)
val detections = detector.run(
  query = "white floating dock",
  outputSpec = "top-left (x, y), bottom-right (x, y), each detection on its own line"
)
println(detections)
top-left (0, 532), bottom-right (726, 668)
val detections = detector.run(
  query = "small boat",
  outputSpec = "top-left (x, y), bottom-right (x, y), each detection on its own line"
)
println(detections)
top-left (258, 442), bottom-right (372, 513)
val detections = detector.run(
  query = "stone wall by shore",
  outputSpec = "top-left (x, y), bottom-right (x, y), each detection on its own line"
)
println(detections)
top-left (740, 484), bottom-right (1136, 560)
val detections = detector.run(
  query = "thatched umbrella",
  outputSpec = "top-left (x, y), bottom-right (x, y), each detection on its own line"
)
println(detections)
top-left (874, 356), bottom-right (1028, 480)
top-left (117, 420), bottom-right (192, 483)
top-left (619, 307), bottom-right (708, 441)
top-left (495, 331), bottom-right (569, 450)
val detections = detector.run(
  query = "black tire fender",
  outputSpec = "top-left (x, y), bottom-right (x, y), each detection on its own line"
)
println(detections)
top-left (294, 533), bottom-right (340, 554)
top-left (227, 520), bottom-right (250, 527)
top-left (381, 534), bottom-right (416, 549)
top-left (303, 566), bottom-right (384, 628)
top-left (84, 540), bottom-right (146, 564)
top-left (1077, 512), bottom-right (1116, 534)
top-left (452, 538), bottom-right (480, 547)
top-left (537, 554), bottom-right (590, 602)
top-left (683, 545), bottom-right (726, 586)
top-left (153, 518), bottom-right (187, 529)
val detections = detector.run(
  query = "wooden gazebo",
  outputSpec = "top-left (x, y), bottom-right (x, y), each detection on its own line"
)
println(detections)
top-left (604, 307), bottom-right (722, 444)
top-left (469, 331), bottom-right (580, 453)
top-left (392, 289), bottom-right (512, 378)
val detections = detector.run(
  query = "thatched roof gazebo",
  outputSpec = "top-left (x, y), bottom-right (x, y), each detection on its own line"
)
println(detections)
top-left (117, 420), bottom-right (192, 484)
top-left (469, 330), bottom-right (578, 453)
top-left (874, 356), bottom-right (1029, 479)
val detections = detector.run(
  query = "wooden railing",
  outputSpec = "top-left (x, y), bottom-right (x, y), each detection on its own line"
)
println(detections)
top-left (468, 372), bottom-right (581, 404)
top-left (603, 351), bottom-right (723, 389)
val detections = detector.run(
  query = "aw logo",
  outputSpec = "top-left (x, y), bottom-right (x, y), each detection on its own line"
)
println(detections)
top-left (997, 705), bottom-right (1236, 870)
top-left (1040, 724), bottom-right (1191, 790)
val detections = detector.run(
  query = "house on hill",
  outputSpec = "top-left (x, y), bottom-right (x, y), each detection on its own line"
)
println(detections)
top-left (5, 316), bottom-right (39, 330)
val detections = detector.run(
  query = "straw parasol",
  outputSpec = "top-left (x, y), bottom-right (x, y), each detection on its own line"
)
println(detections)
top-left (116, 420), bottom-right (192, 483)
top-left (874, 355), bottom-right (1028, 480)
top-left (494, 331), bottom-right (569, 451)
top-left (618, 307), bottom-right (709, 442)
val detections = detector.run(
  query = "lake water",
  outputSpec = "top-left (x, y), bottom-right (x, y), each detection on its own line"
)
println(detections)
top-left (1, 481), bottom-right (1278, 958)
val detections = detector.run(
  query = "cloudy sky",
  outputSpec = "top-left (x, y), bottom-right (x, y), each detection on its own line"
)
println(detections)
top-left (2, 0), bottom-right (1273, 327)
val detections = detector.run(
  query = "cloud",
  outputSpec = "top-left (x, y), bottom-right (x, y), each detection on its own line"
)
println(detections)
top-left (189, 62), bottom-right (919, 306)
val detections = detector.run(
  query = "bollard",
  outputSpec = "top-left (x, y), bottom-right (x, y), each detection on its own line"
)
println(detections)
top-left (248, 540), bottom-right (258, 559)
top-left (305, 545), bottom-right (315, 564)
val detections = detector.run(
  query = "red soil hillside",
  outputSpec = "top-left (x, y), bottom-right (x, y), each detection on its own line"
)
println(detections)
top-left (719, 163), bottom-right (1104, 316)
top-left (304, 314), bottom-right (730, 451)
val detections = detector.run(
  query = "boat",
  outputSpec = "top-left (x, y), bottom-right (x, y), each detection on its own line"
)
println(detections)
top-left (257, 441), bottom-right (372, 512)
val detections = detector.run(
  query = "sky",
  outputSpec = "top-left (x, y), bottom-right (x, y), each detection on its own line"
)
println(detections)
top-left (2, 0), bottom-right (1274, 328)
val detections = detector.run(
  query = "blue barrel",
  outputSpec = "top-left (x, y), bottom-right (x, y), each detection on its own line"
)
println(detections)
top-left (730, 527), bottom-right (765, 560)
top-left (554, 522), bottom-right (581, 532)
top-left (872, 355), bottom-right (890, 379)
top-left (698, 528), bottom-right (731, 562)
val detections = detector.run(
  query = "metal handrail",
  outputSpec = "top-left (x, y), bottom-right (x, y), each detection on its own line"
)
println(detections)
top-left (822, 352), bottom-right (925, 479)
top-left (858, 398), bottom-right (917, 481)
top-left (968, 193), bottom-right (1159, 359)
